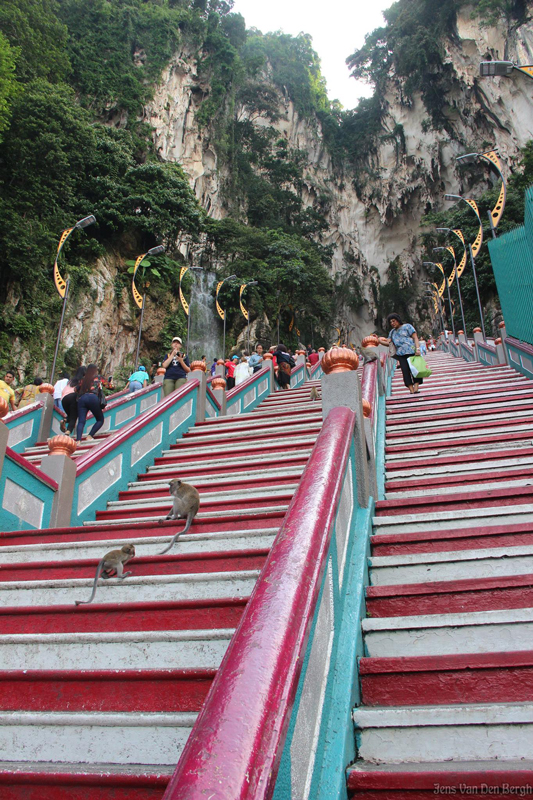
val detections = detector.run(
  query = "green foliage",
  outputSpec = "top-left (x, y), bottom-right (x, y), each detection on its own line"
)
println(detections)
top-left (0, 31), bottom-right (20, 140)
top-left (471, 0), bottom-right (528, 26)
top-left (0, 0), bottom-right (70, 83)
top-left (373, 257), bottom-right (418, 331)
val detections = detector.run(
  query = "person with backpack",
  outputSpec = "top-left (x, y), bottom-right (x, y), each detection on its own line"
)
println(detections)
top-left (273, 343), bottom-right (295, 391)
top-left (75, 364), bottom-right (107, 441)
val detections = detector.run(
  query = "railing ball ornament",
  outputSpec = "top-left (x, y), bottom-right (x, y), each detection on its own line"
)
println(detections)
top-left (39, 383), bottom-right (55, 395)
top-left (473, 327), bottom-right (482, 333)
top-left (362, 398), bottom-right (372, 418)
top-left (0, 397), bottom-right (9, 419)
top-left (318, 347), bottom-right (326, 353)
top-left (494, 337), bottom-right (502, 345)
top-left (362, 335), bottom-right (379, 348)
top-left (498, 321), bottom-right (506, 329)
top-left (322, 346), bottom-right (359, 374)
top-left (457, 330), bottom-right (464, 335)
top-left (190, 360), bottom-right (207, 372)
top-left (217, 359), bottom-right (225, 366)
top-left (48, 434), bottom-right (77, 457)
top-left (263, 353), bottom-right (273, 361)
top-left (211, 376), bottom-right (227, 390)
top-left (156, 367), bottom-right (166, 376)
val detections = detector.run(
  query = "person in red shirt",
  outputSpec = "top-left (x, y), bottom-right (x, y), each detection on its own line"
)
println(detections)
top-left (225, 356), bottom-right (238, 390)
top-left (308, 349), bottom-right (319, 365)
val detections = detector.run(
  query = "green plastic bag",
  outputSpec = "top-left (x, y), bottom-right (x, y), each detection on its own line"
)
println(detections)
top-left (408, 355), bottom-right (432, 379)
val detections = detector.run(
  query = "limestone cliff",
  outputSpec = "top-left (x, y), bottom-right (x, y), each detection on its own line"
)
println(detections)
top-left (148, 4), bottom-right (533, 338)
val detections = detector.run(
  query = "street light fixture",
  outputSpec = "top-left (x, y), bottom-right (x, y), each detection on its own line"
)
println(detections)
top-left (480, 61), bottom-right (533, 79)
top-left (50, 214), bottom-right (97, 384)
top-left (423, 261), bottom-right (456, 338)
top-left (433, 246), bottom-right (468, 335)
top-left (216, 275), bottom-right (237, 359)
top-left (239, 281), bottom-right (258, 353)
top-left (132, 245), bottom-right (165, 370)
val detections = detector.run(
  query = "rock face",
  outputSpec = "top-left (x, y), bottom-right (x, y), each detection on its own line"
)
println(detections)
top-left (148, 6), bottom-right (533, 337)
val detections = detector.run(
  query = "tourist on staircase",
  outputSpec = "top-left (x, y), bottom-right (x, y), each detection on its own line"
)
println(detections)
top-left (378, 312), bottom-right (423, 394)
top-left (273, 343), bottom-right (295, 391)
top-left (0, 369), bottom-right (16, 411)
top-left (16, 376), bottom-right (43, 408)
top-left (161, 336), bottom-right (190, 396)
top-left (60, 366), bottom-right (86, 435)
top-left (75, 364), bottom-right (106, 442)
top-left (234, 354), bottom-right (252, 385)
top-left (248, 344), bottom-right (264, 373)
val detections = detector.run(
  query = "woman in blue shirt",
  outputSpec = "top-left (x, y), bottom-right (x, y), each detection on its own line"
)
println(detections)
top-left (379, 313), bottom-right (423, 394)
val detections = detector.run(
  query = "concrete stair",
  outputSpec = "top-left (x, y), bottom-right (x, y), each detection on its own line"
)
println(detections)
top-left (0, 381), bottom-right (323, 797)
top-left (348, 352), bottom-right (533, 798)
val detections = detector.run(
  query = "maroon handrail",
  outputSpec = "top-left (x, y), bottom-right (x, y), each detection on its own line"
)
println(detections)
top-left (163, 406), bottom-right (355, 800)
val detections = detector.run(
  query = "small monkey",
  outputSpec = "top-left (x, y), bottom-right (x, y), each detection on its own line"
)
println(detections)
top-left (310, 386), bottom-right (320, 401)
top-left (74, 544), bottom-right (135, 606)
top-left (159, 479), bottom-right (200, 554)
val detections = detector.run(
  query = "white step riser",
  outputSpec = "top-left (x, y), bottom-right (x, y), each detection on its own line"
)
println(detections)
top-left (362, 609), bottom-right (533, 657)
top-left (386, 417), bottom-right (533, 441)
top-left (0, 712), bottom-right (196, 766)
top-left (128, 467), bottom-right (303, 490)
top-left (385, 440), bottom-right (533, 462)
top-left (160, 435), bottom-right (316, 458)
top-left (108, 483), bottom-right (298, 509)
top-left (387, 399), bottom-right (533, 423)
top-left (373, 505), bottom-right (533, 536)
top-left (386, 455), bottom-right (533, 480)
top-left (0, 570), bottom-right (260, 606)
top-left (369, 549), bottom-right (533, 585)
top-left (385, 477), bottom-right (533, 499)
top-left (84, 505), bottom-right (289, 526)
top-left (386, 383), bottom-right (529, 411)
top-left (355, 719), bottom-right (533, 765)
top-left (0, 629), bottom-right (233, 670)
top-left (147, 450), bottom-right (312, 473)
top-left (189, 416), bottom-right (322, 437)
top-left (0, 530), bottom-right (277, 564)
top-left (182, 422), bottom-right (320, 443)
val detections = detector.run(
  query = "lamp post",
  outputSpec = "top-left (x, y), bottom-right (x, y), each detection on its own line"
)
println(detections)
top-left (423, 261), bottom-right (456, 338)
top-left (216, 275), bottom-right (237, 359)
top-left (456, 149), bottom-right (507, 237)
top-left (480, 61), bottom-right (533, 80)
top-left (239, 281), bottom-right (258, 353)
top-left (132, 245), bottom-right (165, 370)
top-left (50, 214), bottom-right (96, 384)
top-left (433, 246), bottom-right (467, 335)
top-left (443, 195), bottom-right (488, 339)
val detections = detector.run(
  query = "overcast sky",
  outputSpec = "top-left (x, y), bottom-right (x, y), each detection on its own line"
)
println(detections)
top-left (232, 0), bottom-right (393, 110)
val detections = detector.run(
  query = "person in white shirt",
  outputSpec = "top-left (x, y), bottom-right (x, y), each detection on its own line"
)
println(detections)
top-left (53, 373), bottom-right (70, 413)
top-left (234, 355), bottom-right (252, 386)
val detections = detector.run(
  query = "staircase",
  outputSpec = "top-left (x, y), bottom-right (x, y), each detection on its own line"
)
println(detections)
top-left (348, 353), bottom-right (533, 797)
top-left (0, 380), bottom-right (322, 798)
top-left (21, 431), bottom-right (115, 466)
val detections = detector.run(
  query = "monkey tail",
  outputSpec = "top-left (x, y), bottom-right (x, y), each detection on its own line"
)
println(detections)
top-left (158, 512), bottom-right (194, 555)
top-left (74, 558), bottom-right (105, 606)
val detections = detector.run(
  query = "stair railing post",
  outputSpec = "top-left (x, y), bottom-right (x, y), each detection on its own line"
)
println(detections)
top-left (187, 361), bottom-right (207, 423)
top-left (0, 418), bottom-right (8, 479)
top-left (40, 436), bottom-right (78, 528)
top-left (37, 388), bottom-right (55, 443)
top-left (497, 321), bottom-right (509, 364)
top-left (211, 376), bottom-right (227, 417)
top-left (215, 358), bottom-right (225, 379)
top-left (473, 327), bottom-right (484, 362)
top-left (321, 347), bottom-right (369, 508)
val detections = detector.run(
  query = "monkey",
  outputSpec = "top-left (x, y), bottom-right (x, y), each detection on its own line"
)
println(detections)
top-left (310, 386), bottom-right (321, 401)
top-left (158, 479), bottom-right (200, 555)
top-left (362, 347), bottom-right (379, 364)
top-left (74, 544), bottom-right (135, 606)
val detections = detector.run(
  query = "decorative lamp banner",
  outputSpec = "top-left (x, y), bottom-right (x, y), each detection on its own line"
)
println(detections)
top-left (179, 267), bottom-right (190, 316)
top-left (132, 253), bottom-right (147, 309)
top-left (239, 284), bottom-right (249, 321)
top-left (216, 280), bottom-right (225, 321)
top-left (434, 263), bottom-right (446, 297)
top-left (466, 199), bottom-right (483, 257)
top-left (481, 150), bottom-right (506, 230)
top-left (53, 227), bottom-right (75, 299)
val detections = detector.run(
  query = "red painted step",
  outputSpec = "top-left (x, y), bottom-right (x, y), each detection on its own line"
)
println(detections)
top-left (182, 417), bottom-right (322, 437)
top-left (0, 668), bottom-right (215, 712)
top-left (371, 522), bottom-right (533, 556)
top-left (385, 466), bottom-right (533, 492)
top-left (385, 389), bottom-right (533, 416)
top-left (374, 484), bottom-right (533, 516)
top-left (0, 549), bottom-right (268, 582)
top-left (347, 767), bottom-right (533, 799)
top-left (0, 771), bottom-right (168, 800)
top-left (366, 574), bottom-right (533, 617)
top-left (94, 493), bottom-right (292, 520)
top-left (121, 471), bottom-right (300, 500)
top-left (137, 453), bottom-right (309, 481)
top-left (386, 416), bottom-right (533, 441)
top-left (359, 651), bottom-right (533, 706)
top-left (385, 428), bottom-right (533, 454)
top-left (0, 511), bottom-right (284, 547)
top-left (0, 598), bottom-right (246, 634)
top-left (157, 439), bottom-right (312, 463)
top-left (385, 445), bottom-right (533, 473)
